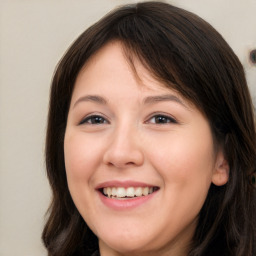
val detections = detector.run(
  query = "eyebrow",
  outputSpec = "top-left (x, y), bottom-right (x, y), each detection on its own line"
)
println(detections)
top-left (143, 94), bottom-right (187, 107)
top-left (73, 93), bottom-right (187, 109)
top-left (73, 95), bottom-right (107, 108)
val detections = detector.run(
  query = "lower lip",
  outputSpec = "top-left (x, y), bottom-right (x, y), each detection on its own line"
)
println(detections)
top-left (97, 190), bottom-right (157, 210)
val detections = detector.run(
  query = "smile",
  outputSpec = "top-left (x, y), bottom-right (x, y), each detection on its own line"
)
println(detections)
top-left (102, 186), bottom-right (158, 199)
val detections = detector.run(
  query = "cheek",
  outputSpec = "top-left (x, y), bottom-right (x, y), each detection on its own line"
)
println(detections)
top-left (64, 132), bottom-right (102, 186)
top-left (147, 129), bottom-right (215, 189)
top-left (63, 132), bottom-right (104, 225)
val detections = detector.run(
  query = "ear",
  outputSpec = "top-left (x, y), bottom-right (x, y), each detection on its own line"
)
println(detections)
top-left (211, 151), bottom-right (229, 186)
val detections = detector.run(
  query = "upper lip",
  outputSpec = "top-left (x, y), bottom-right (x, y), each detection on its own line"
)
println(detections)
top-left (95, 180), bottom-right (158, 189)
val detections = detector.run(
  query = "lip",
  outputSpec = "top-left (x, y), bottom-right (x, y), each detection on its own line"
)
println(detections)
top-left (96, 180), bottom-right (159, 210)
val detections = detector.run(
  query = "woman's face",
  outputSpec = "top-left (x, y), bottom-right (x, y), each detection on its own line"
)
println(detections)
top-left (64, 41), bottom-right (229, 256)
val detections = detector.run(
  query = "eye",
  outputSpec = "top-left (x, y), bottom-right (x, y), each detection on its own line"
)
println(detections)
top-left (147, 114), bottom-right (177, 124)
top-left (79, 115), bottom-right (109, 125)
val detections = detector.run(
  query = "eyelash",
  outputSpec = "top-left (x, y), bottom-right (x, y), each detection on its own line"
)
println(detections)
top-left (79, 113), bottom-right (178, 125)
top-left (79, 115), bottom-right (109, 125)
top-left (146, 114), bottom-right (178, 124)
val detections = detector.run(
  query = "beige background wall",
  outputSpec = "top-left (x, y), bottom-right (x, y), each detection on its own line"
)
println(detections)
top-left (0, 0), bottom-right (255, 255)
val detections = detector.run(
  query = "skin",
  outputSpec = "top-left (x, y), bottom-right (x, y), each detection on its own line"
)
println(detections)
top-left (64, 41), bottom-right (229, 256)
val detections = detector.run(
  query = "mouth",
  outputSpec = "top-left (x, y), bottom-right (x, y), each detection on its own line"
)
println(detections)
top-left (99, 186), bottom-right (159, 199)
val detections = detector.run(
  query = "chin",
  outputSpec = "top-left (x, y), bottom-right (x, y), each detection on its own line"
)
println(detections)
top-left (98, 232), bottom-right (155, 254)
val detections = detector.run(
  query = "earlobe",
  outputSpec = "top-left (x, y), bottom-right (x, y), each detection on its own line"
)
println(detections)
top-left (211, 152), bottom-right (229, 186)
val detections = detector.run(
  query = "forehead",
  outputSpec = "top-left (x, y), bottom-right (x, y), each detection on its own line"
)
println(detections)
top-left (73, 41), bottom-right (191, 105)
top-left (75, 41), bottom-right (158, 88)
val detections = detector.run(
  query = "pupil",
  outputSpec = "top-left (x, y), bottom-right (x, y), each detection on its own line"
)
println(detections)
top-left (92, 117), bottom-right (104, 124)
top-left (156, 116), bottom-right (166, 123)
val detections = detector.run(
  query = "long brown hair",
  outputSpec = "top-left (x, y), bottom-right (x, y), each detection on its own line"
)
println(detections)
top-left (42, 2), bottom-right (256, 255)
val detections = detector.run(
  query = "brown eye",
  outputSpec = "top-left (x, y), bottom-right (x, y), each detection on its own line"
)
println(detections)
top-left (148, 115), bottom-right (177, 124)
top-left (80, 115), bottom-right (108, 125)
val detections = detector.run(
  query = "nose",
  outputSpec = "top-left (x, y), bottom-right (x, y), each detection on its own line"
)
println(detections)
top-left (103, 125), bottom-right (144, 169)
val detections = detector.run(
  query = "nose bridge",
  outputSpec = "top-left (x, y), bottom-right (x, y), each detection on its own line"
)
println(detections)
top-left (103, 120), bottom-right (144, 168)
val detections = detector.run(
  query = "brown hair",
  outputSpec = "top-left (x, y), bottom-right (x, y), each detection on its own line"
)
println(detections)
top-left (42, 2), bottom-right (256, 255)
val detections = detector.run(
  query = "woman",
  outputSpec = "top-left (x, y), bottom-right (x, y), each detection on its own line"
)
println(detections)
top-left (42, 2), bottom-right (256, 256)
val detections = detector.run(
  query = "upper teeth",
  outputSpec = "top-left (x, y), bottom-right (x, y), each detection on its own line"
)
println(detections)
top-left (103, 187), bottom-right (154, 198)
